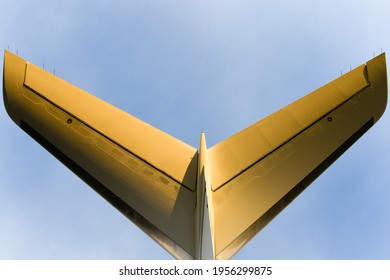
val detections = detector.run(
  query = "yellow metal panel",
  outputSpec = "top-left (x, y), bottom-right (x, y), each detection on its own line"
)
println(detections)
top-left (209, 54), bottom-right (387, 259)
top-left (23, 60), bottom-right (197, 190)
top-left (208, 64), bottom-right (370, 191)
top-left (3, 51), bottom-right (198, 259)
top-left (3, 50), bottom-right (387, 260)
top-left (2, 50), bottom-right (26, 125)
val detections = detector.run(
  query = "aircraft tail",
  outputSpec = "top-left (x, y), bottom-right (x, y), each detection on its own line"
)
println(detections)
top-left (3, 51), bottom-right (387, 259)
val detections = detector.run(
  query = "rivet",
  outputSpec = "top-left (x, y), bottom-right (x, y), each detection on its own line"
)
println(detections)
top-left (327, 117), bottom-right (333, 122)
top-left (67, 119), bottom-right (73, 124)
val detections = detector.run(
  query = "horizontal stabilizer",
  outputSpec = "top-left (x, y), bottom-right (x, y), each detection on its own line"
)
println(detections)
top-left (208, 54), bottom-right (387, 259)
top-left (3, 51), bottom-right (387, 259)
top-left (3, 51), bottom-right (199, 259)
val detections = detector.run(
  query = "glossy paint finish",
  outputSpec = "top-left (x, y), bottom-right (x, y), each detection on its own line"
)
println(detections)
top-left (208, 54), bottom-right (387, 259)
top-left (3, 51), bottom-right (387, 259)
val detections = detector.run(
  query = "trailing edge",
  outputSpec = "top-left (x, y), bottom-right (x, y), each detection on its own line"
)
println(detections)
top-left (2, 51), bottom-right (387, 259)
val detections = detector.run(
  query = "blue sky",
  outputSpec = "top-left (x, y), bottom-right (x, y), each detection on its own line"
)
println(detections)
top-left (1, 0), bottom-right (390, 259)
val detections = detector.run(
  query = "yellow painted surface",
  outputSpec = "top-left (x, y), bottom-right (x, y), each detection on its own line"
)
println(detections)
top-left (209, 54), bottom-right (387, 258)
top-left (3, 51), bottom-right (387, 259)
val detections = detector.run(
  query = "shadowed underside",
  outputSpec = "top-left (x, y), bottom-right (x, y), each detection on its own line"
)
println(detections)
top-left (2, 51), bottom-right (387, 259)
